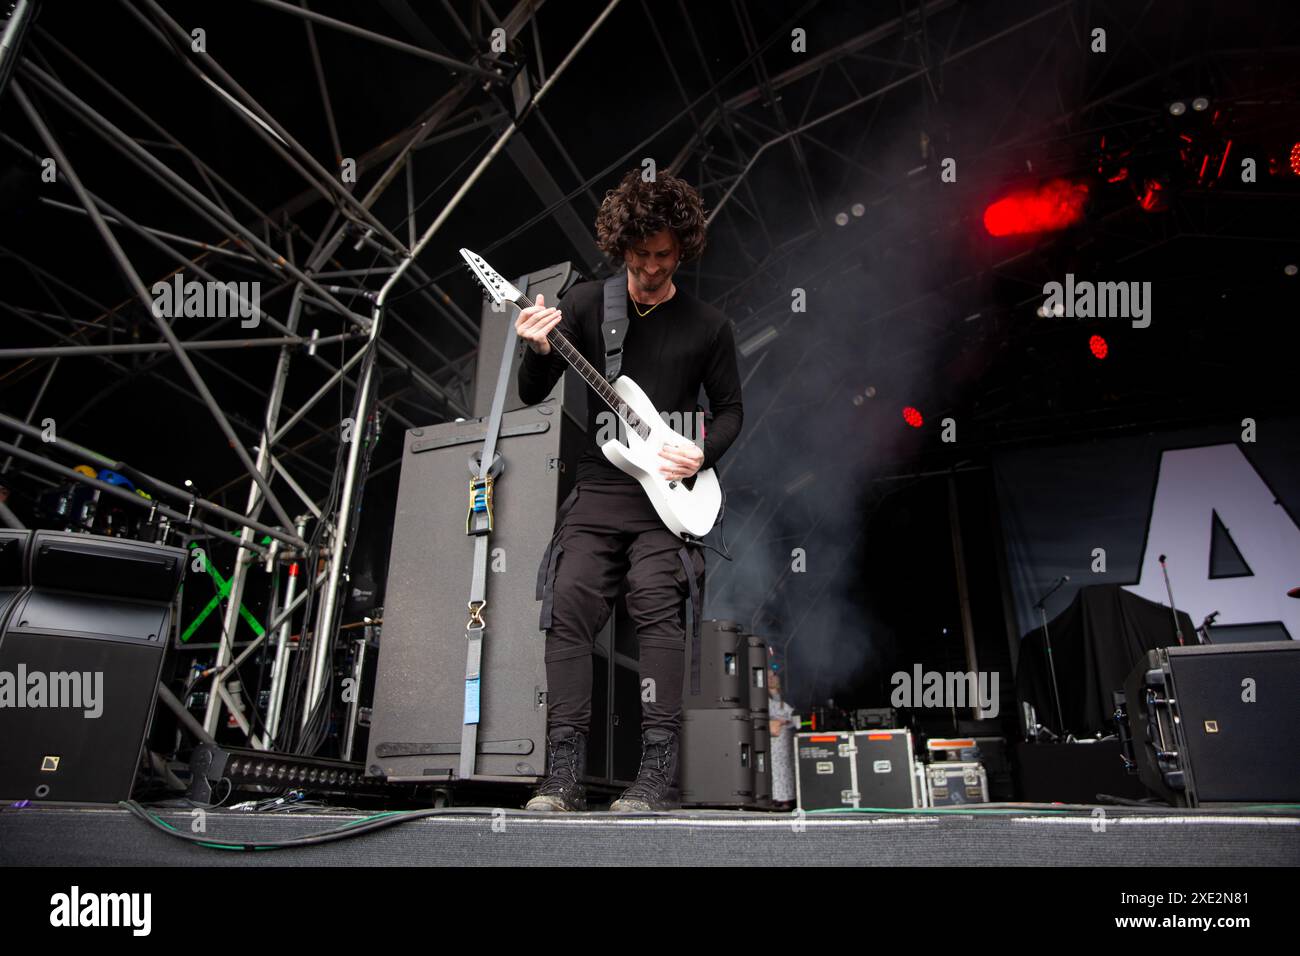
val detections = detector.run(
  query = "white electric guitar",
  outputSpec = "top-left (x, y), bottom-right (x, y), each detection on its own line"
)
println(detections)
top-left (461, 248), bottom-right (722, 539)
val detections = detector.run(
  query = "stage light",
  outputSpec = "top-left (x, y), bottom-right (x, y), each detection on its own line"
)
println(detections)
top-left (1285, 264), bottom-right (1297, 276)
top-left (1138, 177), bottom-right (1169, 212)
top-left (1089, 335), bottom-right (1108, 359)
top-left (1169, 101), bottom-right (1186, 116)
top-left (835, 211), bottom-right (849, 226)
top-left (983, 178), bottom-right (1089, 236)
top-left (850, 203), bottom-right (865, 217)
top-left (1192, 97), bottom-right (1210, 112)
top-left (902, 406), bottom-right (923, 428)
top-left (1290, 142), bottom-right (1300, 177)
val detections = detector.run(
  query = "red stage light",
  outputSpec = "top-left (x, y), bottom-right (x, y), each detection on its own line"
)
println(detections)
top-left (1291, 142), bottom-right (1300, 177)
top-left (902, 406), bottom-right (924, 427)
top-left (1089, 335), bottom-right (1108, 359)
top-left (1216, 140), bottom-right (1233, 181)
top-left (1138, 177), bottom-right (1169, 212)
top-left (983, 178), bottom-right (1089, 236)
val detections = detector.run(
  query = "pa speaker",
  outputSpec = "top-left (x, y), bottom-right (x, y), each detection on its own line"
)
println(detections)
top-left (680, 708), bottom-right (756, 807)
top-left (0, 529), bottom-right (29, 627)
top-left (682, 619), bottom-right (747, 709)
top-left (1122, 640), bottom-right (1300, 805)
top-left (0, 532), bottom-right (185, 803)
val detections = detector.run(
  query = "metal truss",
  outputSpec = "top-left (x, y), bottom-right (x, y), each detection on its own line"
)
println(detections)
top-left (0, 0), bottom-right (570, 747)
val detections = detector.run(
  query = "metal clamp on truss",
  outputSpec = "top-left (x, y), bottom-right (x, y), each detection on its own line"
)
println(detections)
top-left (466, 474), bottom-right (495, 535)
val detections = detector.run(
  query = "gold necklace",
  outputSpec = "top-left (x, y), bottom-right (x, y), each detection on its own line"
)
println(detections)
top-left (631, 286), bottom-right (674, 317)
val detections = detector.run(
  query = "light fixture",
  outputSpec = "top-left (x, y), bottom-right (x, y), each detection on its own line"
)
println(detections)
top-left (834, 211), bottom-right (849, 226)
top-left (1168, 101), bottom-right (1186, 116)
top-left (850, 203), bottom-right (865, 217)
top-left (1191, 96), bottom-right (1209, 112)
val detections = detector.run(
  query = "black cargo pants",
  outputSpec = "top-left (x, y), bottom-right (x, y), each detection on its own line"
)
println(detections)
top-left (535, 480), bottom-right (705, 736)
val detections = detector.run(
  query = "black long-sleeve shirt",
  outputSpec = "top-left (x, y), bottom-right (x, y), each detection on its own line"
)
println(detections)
top-left (517, 278), bottom-right (744, 486)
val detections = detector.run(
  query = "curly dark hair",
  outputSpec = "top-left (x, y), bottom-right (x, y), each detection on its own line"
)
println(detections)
top-left (595, 168), bottom-right (708, 265)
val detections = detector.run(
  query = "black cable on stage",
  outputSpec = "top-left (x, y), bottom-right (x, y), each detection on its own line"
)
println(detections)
top-left (120, 799), bottom-right (465, 851)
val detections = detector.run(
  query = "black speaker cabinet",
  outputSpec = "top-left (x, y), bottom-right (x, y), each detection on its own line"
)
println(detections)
top-left (1122, 641), bottom-right (1300, 806)
top-left (29, 529), bottom-right (185, 601)
top-left (0, 531), bottom-right (184, 803)
top-left (587, 642), bottom-right (642, 785)
top-left (746, 634), bottom-right (769, 715)
top-left (751, 713), bottom-right (772, 807)
top-left (368, 400), bottom-right (641, 785)
top-left (0, 528), bottom-right (28, 631)
top-left (0, 528), bottom-right (26, 582)
top-left (683, 619), bottom-right (747, 709)
top-left (681, 708), bottom-right (756, 807)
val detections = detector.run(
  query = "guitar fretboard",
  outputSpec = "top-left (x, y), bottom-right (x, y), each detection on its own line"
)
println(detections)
top-left (514, 292), bottom-right (651, 441)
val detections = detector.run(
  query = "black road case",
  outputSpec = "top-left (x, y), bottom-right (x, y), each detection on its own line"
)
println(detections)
top-left (795, 729), bottom-right (920, 810)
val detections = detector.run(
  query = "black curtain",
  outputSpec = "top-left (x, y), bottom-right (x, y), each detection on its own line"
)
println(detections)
top-left (1018, 584), bottom-right (1196, 736)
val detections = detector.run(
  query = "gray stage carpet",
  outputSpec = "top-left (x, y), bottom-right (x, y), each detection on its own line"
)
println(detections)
top-left (2, 803), bottom-right (1298, 866)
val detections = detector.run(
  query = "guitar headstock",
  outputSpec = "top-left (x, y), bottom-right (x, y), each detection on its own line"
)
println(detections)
top-left (460, 248), bottom-right (527, 309)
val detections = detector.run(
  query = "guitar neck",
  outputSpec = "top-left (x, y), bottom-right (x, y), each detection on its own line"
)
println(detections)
top-left (514, 292), bottom-right (649, 440)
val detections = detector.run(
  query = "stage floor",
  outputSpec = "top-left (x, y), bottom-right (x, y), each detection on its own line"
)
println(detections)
top-left (2, 802), bottom-right (1297, 866)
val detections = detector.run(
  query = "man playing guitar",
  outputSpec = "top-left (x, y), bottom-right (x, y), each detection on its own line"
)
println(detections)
top-left (514, 168), bottom-right (744, 811)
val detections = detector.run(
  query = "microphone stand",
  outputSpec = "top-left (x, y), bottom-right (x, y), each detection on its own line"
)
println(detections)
top-left (1032, 576), bottom-right (1069, 738)
top-left (1157, 554), bottom-right (1185, 646)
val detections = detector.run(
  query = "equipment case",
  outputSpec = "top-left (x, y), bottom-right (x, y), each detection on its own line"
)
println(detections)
top-left (924, 760), bottom-right (989, 806)
top-left (795, 729), bottom-right (920, 810)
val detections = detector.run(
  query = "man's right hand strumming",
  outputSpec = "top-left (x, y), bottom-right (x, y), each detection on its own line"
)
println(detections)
top-left (516, 293), bottom-right (563, 355)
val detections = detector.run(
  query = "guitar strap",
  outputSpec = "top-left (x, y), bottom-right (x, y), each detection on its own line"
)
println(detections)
top-left (601, 273), bottom-right (630, 380)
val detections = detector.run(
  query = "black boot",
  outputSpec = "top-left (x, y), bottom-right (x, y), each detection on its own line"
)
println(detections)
top-left (610, 727), bottom-right (681, 812)
top-left (525, 725), bottom-right (588, 812)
